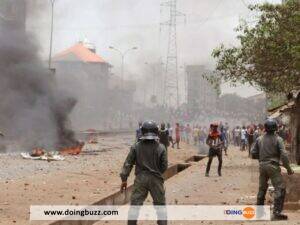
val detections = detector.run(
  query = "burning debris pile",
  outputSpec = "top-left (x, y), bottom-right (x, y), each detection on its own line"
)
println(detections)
top-left (0, 2), bottom-right (80, 152)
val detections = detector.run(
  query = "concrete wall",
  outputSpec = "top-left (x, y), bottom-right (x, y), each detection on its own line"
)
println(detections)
top-left (283, 168), bottom-right (300, 210)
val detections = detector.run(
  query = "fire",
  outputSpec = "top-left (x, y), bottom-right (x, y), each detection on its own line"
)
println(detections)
top-left (31, 148), bottom-right (45, 157)
top-left (59, 142), bottom-right (85, 155)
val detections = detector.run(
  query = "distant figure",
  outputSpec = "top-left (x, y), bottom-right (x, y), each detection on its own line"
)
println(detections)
top-left (136, 121), bottom-right (143, 141)
top-left (240, 126), bottom-right (247, 151)
top-left (185, 124), bottom-right (192, 144)
top-left (199, 126), bottom-right (206, 145)
top-left (175, 123), bottom-right (181, 149)
top-left (193, 125), bottom-right (200, 146)
top-left (167, 123), bottom-right (174, 148)
top-left (220, 125), bottom-right (228, 156)
top-left (234, 126), bottom-right (241, 146)
top-left (247, 125), bottom-right (255, 156)
top-left (159, 123), bottom-right (170, 150)
top-left (254, 125), bottom-right (260, 141)
top-left (180, 124), bottom-right (185, 142)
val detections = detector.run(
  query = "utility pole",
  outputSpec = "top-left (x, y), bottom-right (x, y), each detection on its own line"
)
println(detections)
top-left (109, 46), bottom-right (138, 89)
top-left (161, 0), bottom-right (185, 108)
top-left (48, 0), bottom-right (55, 69)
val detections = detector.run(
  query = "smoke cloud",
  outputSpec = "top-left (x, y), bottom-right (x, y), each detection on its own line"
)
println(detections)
top-left (0, 2), bottom-right (77, 152)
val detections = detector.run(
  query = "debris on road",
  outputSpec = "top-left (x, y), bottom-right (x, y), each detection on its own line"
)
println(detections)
top-left (30, 148), bottom-right (45, 157)
top-left (21, 152), bottom-right (65, 161)
top-left (88, 138), bottom-right (98, 144)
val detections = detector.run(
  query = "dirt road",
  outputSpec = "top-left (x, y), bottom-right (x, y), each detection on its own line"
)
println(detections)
top-left (0, 134), bottom-right (196, 225)
top-left (0, 134), bottom-right (299, 225)
top-left (94, 144), bottom-right (300, 225)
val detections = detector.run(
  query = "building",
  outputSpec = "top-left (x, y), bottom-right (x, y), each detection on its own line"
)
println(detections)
top-left (269, 90), bottom-right (300, 165)
top-left (186, 65), bottom-right (218, 113)
top-left (53, 41), bottom-right (137, 130)
top-left (53, 41), bottom-right (112, 130)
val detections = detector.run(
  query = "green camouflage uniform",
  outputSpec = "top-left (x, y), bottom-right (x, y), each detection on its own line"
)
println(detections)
top-left (120, 140), bottom-right (168, 225)
top-left (251, 134), bottom-right (292, 215)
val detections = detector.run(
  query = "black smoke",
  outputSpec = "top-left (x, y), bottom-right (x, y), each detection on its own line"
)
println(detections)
top-left (0, 3), bottom-right (77, 152)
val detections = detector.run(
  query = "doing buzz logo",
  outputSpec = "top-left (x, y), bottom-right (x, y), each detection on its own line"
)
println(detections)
top-left (224, 206), bottom-right (255, 219)
top-left (242, 207), bottom-right (255, 219)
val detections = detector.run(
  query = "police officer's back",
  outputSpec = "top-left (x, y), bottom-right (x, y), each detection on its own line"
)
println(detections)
top-left (251, 119), bottom-right (294, 220)
top-left (120, 120), bottom-right (168, 225)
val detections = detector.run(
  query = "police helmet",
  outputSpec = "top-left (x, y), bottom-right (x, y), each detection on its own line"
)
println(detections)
top-left (141, 120), bottom-right (159, 140)
top-left (264, 118), bottom-right (278, 133)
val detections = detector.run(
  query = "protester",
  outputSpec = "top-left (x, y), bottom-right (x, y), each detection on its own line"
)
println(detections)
top-left (247, 125), bottom-right (255, 156)
top-left (159, 123), bottom-right (170, 150)
top-left (185, 124), bottom-right (192, 144)
top-left (192, 125), bottom-right (200, 146)
top-left (175, 123), bottom-right (181, 149)
top-left (199, 127), bottom-right (207, 145)
top-left (205, 123), bottom-right (224, 177)
top-left (220, 125), bottom-right (228, 156)
top-left (234, 126), bottom-right (241, 146)
top-left (240, 126), bottom-right (247, 151)
top-left (167, 123), bottom-right (174, 148)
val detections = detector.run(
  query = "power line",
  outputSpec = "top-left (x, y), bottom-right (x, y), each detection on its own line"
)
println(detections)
top-left (240, 0), bottom-right (249, 8)
top-left (192, 0), bottom-right (223, 27)
top-left (160, 0), bottom-right (186, 108)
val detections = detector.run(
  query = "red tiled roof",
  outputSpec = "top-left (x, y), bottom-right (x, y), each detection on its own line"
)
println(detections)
top-left (53, 43), bottom-right (107, 63)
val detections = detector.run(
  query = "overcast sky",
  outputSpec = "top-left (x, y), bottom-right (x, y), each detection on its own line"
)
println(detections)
top-left (27, 0), bottom-right (282, 99)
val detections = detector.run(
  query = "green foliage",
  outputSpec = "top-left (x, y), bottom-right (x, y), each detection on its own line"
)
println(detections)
top-left (212, 0), bottom-right (300, 94)
top-left (202, 73), bottom-right (222, 96)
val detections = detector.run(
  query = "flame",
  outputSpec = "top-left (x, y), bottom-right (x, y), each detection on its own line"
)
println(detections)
top-left (31, 148), bottom-right (45, 157)
top-left (59, 142), bottom-right (85, 155)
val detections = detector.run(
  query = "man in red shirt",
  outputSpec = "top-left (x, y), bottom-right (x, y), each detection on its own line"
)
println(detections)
top-left (205, 123), bottom-right (224, 177)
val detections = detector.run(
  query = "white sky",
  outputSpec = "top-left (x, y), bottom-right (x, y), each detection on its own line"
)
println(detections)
top-left (28, 0), bottom-right (282, 99)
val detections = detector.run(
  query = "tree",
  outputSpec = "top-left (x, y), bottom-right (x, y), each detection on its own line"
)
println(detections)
top-left (212, 0), bottom-right (300, 164)
top-left (212, 0), bottom-right (299, 94)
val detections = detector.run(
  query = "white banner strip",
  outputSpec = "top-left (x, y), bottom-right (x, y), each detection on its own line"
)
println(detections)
top-left (30, 205), bottom-right (271, 221)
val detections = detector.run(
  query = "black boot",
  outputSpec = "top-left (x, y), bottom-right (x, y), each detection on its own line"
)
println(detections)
top-left (157, 220), bottom-right (167, 225)
top-left (256, 198), bottom-right (265, 205)
top-left (128, 220), bottom-right (137, 225)
top-left (273, 189), bottom-right (288, 221)
top-left (218, 170), bottom-right (222, 176)
top-left (272, 214), bottom-right (288, 220)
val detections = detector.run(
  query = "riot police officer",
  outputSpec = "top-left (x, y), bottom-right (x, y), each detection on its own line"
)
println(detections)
top-left (251, 118), bottom-right (294, 220)
top-left (120, 120), bottom-right (168, 225)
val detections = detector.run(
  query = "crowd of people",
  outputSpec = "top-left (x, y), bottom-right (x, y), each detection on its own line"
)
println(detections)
top-left (230, 123), bottom-right (291, 155)
top-left (127, 119), bottom-right (294, 223)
